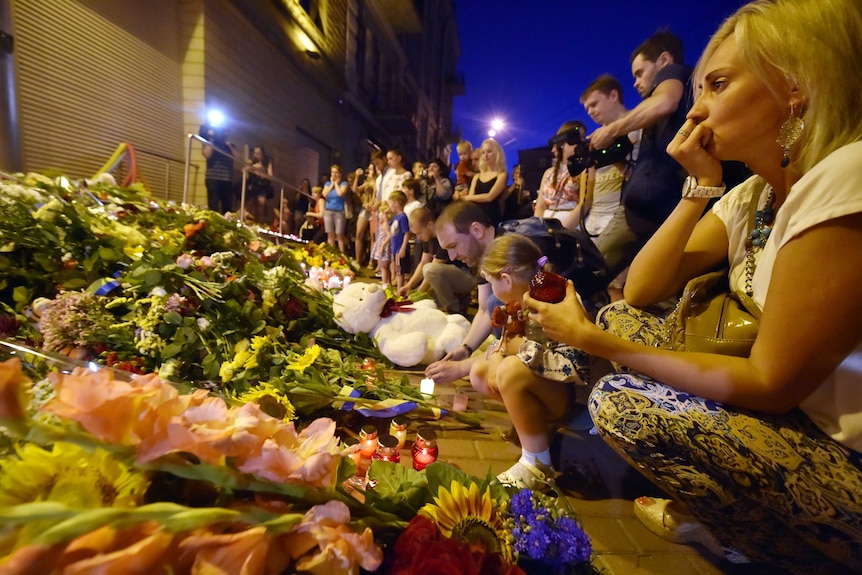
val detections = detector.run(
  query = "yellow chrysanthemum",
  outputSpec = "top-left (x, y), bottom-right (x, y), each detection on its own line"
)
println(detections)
top-left (286, 344), bottom-right (321, 373)
top-left (237, 382), bottom-right (296, 422)
top-left (0, 441), bottom-right (149, 508)
top-left (219, 360), bottom-right (235, 383)
top-left (419, 480), bottom-right (512, 562)
top-left (123, 244), bottom-right (145, 260)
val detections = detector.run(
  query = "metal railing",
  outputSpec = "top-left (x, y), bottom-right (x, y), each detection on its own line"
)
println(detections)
top-left (183, 133), bottom-right (315, 236)
top-left (135, 146), bottom-right (198, 201)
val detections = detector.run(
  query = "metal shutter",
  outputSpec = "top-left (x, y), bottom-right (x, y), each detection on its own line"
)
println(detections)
top-left (10, 0), bottom-right (187, 200)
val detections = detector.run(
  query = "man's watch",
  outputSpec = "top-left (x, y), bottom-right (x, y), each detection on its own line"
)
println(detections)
top-left (460, 343), bottom-right (474, 355)
top-left (682, 175), bottom-right (725, 199)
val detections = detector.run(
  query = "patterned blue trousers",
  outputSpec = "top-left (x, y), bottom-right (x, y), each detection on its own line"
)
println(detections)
top-left (589, 301), bottom-right (862, 573)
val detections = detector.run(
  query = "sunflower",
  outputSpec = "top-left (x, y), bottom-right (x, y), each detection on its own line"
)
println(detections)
top-left (236, 381), bottom-right (296, 421)
top-left (419, 480), bottom-right (513, 563)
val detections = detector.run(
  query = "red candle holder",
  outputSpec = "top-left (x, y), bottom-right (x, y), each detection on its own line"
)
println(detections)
top-left (373, 434), bottom-right (401, 463)
top-left (412, 427), bottom-right (438, 471)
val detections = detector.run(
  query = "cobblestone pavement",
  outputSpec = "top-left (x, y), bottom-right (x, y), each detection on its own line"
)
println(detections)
top-left (381, 369), bottom-right (775, 575)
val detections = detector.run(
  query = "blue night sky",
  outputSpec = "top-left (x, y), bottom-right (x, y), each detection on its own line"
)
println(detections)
top-left (451, 0), bottom-right (750, 168)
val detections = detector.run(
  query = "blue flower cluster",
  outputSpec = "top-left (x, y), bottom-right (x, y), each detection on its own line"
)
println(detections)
top-left (509, 488), bottom-right (592, 573)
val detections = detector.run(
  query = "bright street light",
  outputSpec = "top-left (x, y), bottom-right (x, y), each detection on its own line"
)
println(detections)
top-left (490, 118), bottom-right (504, 132)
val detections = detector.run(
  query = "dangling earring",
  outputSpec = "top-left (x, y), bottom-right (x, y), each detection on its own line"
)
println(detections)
top-left (777, 105), bottom-right (804, 168)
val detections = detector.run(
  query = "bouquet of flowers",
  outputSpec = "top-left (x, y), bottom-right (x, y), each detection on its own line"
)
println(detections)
top-left (0, 172), bottom-right (479, 427)
top-left (0, 350), bottom-right (597, 574)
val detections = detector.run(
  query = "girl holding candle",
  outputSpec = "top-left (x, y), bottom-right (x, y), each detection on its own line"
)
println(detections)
top-left (469, 234), bottom-right (590, 490)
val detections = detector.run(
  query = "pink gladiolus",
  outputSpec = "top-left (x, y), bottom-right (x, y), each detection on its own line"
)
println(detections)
top-left (43, 370), bottom-right (181, 445)
top-left (0, 358), bottom-right (28, 420)
top-left (177, 526), bottom-right (277, 575)
top-left (237, 418), bottom-right (342, 489)
top-left (58, 523), bottom-right (174, 575)
top-left (136, 400), bottom-right (289, 466)
top-left (281, 501), bottom-right (383, 574)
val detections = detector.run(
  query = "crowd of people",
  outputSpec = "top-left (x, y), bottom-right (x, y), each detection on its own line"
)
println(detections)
top-left (199, 1), bottom-right (862, 571)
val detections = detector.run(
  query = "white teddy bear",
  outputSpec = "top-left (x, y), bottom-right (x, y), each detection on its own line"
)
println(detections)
top-left (332, 282), bottom-right (471, 368)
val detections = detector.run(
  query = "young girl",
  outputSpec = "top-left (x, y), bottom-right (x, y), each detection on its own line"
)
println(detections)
top-left (470, 233), bottom-right (590, 490)
top-left (299, 186), bottom-right (325, 244)
top-left (353, 162), bottom-right (378, 267)
top-left (370, 204), bottom-right (392, 285)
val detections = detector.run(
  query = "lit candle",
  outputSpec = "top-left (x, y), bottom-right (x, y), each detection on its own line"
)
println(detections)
top-left (412, 427), bottom-right (438, 471)
top-left (420, 377), bottom-right (435, 395)
top-left (389, 417), bottom-right (408, 449)
top-left (373, 434), bottom-right (401, 463)
top-left (359, 425), bottom-right (378, 458)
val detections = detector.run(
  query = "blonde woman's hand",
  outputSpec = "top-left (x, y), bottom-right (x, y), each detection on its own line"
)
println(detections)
top-left (666, 120), bottom-right (723, 186)
top-left (523, 281), bottom-right (595, 349)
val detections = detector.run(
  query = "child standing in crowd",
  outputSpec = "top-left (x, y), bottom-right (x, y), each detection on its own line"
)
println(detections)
top-left (470, 234), bottom-right (590, 490)
top-left (272, 195), bottom-right (291, 235)
top-left (352, 163), bottom-right (378, 267)
top-left (454, 140), bottom-right (475, 199)
top-left (388, 190), bottom-right (410, 291)
top-left (370, 203), bottom-right (392, 285)
top-left (401, 178), bottom-right (424, 217)
top-left (299, 186), bottom-right (326, 244)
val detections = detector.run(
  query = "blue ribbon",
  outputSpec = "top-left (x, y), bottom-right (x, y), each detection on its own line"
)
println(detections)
top-left (355, 401), bottom-right (419, 418)
top-left (87, 277), bottom-right (121, 296)
top-left (95, 280), bottom-right (120, 296)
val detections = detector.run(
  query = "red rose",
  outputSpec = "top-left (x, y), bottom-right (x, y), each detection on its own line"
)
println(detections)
top-left (410, 537), bottom-right (479, 575)
top-left (282, 296), bottom-right (304, 319)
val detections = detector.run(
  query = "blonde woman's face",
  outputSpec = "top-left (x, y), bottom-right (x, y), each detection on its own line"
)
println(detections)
top-left (481, 143), bottom-right (496, 166)
top-left (688, 34), bottom-right (786, 164)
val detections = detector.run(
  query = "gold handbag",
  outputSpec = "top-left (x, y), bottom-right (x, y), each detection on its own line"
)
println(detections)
top-left (664, 269), bottom-right (761, 357)
top-left (663, 183), bottom-right (772, 357)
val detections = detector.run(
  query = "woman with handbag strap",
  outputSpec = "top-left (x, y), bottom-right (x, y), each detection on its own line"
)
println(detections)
top-left (526, 1), bottom-right (862, 572)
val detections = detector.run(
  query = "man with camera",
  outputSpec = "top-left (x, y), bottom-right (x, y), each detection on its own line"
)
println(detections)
top-left (201, 123), bottom-right (239, 214)
top-left (580, 74), bottom-right (642, 238)
top-left (585, 30), bottom-right (692, 282)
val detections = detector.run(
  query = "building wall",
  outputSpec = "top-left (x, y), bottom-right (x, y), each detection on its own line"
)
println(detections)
top-left (10, 0), bottom-right (187, 200)
top-left (7, 0), bottom-right (463, 205)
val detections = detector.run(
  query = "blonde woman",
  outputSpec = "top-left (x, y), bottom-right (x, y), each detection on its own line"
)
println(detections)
top-left (462, 138), bottom-right (507, 225)
top-left (527, 0), bottom-right (862, 571)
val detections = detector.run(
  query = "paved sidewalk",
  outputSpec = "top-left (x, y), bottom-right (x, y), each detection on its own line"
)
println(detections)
top-left (385, 371), bottom-right (774, 575)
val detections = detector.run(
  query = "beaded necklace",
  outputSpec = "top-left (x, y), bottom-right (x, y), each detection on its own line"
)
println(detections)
top-left (743, 186), bottom-right (776, 297)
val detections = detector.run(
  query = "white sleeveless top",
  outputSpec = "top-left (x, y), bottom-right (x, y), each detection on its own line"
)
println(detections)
top-left (713, 140), bottom-right (862, 452)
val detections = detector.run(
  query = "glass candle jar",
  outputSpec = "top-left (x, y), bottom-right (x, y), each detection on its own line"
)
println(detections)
top-left (389, 417), bottom-right (408, 449)
top-left (359, 425), bottom-right (378, 459)
top-left (412, 427), bottom-right (439, 471)
top-left (373, 434), bottom-right (401, 463)
top-left (342, 436), bottom-right (362, 469)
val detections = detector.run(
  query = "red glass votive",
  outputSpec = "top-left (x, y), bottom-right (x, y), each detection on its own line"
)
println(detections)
top-left (373, 434), bottom-right (401, 463)
top-left (412, 427), bottom-right (438, 471)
